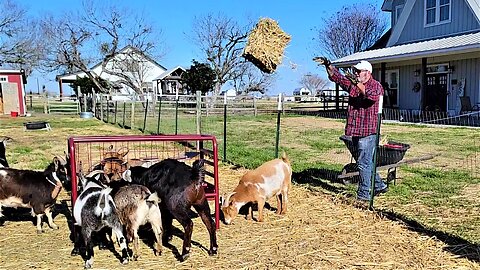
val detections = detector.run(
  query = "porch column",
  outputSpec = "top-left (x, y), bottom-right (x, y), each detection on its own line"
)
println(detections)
top-left (58, 78), bottom-right (63, 101)
top-left (380, 62), bottom-right (390, 107)
top-left (421, 58), bottom-right (427, 110)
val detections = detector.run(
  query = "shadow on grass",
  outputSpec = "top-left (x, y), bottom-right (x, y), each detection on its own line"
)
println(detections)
top-left (378, 210), bottom-right (480, 262)
top-left (293, 167), bottom-right (480, 263)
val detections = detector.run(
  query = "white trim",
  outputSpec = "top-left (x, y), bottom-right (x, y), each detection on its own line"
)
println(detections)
top-left (424, 0), bottom-right (451, 27)
top-left (387, 0), bottom-right (416, 46)
top-left (466, 0), bottom-right (480, 23)
top-left (0, 76), bottom-right (7, 82)
top-left (332, 32), bottom-right (480, 66)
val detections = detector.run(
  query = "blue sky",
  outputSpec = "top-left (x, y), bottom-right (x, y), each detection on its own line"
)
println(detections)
top-left (20, 0), bottom-right (384, 96)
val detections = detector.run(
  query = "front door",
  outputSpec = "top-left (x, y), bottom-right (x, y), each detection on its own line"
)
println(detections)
top-left (424, 74), bottom-right (448, 111)
top-left (1, 83), bottom-right (19, 115)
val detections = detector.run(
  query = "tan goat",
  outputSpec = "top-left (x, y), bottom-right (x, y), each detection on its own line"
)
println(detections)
top-left (221, 152), bottom-right (292, 224)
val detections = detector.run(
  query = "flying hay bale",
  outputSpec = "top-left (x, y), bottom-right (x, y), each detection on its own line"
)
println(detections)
top-left (243, 18), bottom-right (291, 74)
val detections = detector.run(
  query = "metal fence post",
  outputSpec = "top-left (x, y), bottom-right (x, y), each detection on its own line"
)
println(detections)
top-left (223, 93), bottom-right (227, 162)
top-left (369, 95), bottom-right (384, 209)
top-left (175, 94), bottom-right (179, 135)
top-left (143, 99), bottom-right (149, 133)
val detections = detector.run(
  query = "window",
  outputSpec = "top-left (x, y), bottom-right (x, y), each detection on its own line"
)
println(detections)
top-left (425, 0), bottom-right (450, 26)
top-left (394, 5), bottom-right (404, 25)
top-left (385, 70), bottom-right (399, 107)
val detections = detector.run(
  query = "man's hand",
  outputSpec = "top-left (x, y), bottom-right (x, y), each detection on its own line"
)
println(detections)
top-left (344, 70), bottom-right (359, 85)
top-left (313, 56), bottom-right (331, 67)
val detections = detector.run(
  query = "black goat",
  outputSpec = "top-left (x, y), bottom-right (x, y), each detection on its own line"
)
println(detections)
top-left (123, 159), bottom-right (218, 261)
top-left (0, 156), bottom-right (69, 233)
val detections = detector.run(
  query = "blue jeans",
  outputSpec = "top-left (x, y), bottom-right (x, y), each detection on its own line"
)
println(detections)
top-left (352, 135), bottom-right (387, 200)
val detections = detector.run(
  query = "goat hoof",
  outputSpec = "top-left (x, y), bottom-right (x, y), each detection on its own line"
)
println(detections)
top-left (71, 247), bottom-right (81, 256)
top-left (180, 253), bottom-right (190, 261)
top-left (84, 260), bottom-right (93, 269)
top-left (120, 257), bottom-right (129, 265)
top-left (208, 247), bottom-right (218, 256)
top-left (98, 242), bottom-right (110, 250)
top-left (51, 225), bottom-right (59, 230)
top-left (36, 229), bottom-right (43, 234)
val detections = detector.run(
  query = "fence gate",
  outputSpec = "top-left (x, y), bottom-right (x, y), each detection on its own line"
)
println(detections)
top-left (67, 134), bottom-right (220, 229)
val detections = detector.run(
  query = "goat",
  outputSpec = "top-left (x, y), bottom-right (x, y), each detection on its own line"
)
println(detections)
top-left (92, 145), bottom-right (129, 183)
top-left (0, 136), bottom-right (12, 168)
top-left (123, 159), bottom-right (218, 261)
top-left (113, 184), bottom-right (163, 260)
top-left (221, 152), bottom-right (292, 224)
top-left (72, 170), bottom-right (129, 269)
top-left (0, 156), bottom-right (69, 233)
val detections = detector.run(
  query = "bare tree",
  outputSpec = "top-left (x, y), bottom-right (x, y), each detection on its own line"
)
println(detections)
top-left (191, 13), bottom-right (249, 99)
top-left (231, 61), bottom-right (274, 95)
top-left (315, 4), bottom-right (387, 59)
top-left (299, 73), bottom-right (330, 95)
top-left (0, 0), bottom-right (44, 75)
top-left (41, 1), bottom-right (164, 96)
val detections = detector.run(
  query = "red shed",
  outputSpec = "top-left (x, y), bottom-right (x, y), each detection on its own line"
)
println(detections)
top-left (0, 69), bottom-right (27, 116)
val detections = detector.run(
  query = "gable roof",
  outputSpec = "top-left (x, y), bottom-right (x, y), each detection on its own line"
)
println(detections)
top-left (153, 66), bottom-right (186, 81)
top-left (332, 31), bottom-right (480, 66)
top-left (385, 0), bottom-right (480, 47)
top-left (56, 45), bottom-right (166, 81)
top-left (88, 45), bottom-right (167, 71)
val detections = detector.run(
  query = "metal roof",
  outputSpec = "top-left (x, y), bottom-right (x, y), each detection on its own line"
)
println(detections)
top-left (153, 66), bottom-right (185, 81)
top-left (332, 31), bottom-right (480, 66)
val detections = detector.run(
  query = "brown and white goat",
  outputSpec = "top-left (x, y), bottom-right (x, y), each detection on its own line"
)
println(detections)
top-left (221, 152), bottom-right (292, 224)
top-left (113, 184), bottom-right (163, 260)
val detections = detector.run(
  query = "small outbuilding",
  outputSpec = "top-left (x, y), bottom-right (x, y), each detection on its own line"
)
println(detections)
top-left (0, 69), bottom-right (27, 116)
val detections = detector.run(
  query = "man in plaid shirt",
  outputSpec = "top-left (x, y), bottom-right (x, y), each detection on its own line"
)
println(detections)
top-left (316, 57), bottom-right (388, 201)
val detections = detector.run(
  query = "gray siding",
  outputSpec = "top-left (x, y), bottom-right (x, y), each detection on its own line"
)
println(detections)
top-left (374, 57), bottom-right (480, 112)
top-left (395, 0), bottom-right (480, 45)
top-left (450, 58), bottom-right (480, 106)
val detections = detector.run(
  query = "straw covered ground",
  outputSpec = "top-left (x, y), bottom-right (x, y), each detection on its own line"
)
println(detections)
top-left (0, 164), bottom-right (479, 270)
top-left (0, 115), bottom-right (479, 269)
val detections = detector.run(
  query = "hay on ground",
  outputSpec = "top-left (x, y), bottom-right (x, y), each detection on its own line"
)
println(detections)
top-left (243, 18), bottom-right (291, 74)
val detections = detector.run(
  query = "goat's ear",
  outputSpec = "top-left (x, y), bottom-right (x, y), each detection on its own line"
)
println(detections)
top-left (117, 147), bottom-right (129, 158)
top-left (122, 169), bottom-right (132, 182)
top-left (53, 157), bottom-right (60, 169)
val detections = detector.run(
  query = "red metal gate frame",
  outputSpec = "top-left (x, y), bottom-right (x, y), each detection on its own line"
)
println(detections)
top-left (67, 134), bottom-right (220, 229)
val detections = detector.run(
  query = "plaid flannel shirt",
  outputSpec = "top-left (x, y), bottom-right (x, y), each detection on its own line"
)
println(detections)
top-left (328, 67), bottom-right (384, 137)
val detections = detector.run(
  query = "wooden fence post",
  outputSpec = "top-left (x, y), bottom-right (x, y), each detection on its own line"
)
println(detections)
top-left (130, 101), bottom-right (135, 128)
top-left (196, 91), bottom-right (202, 134)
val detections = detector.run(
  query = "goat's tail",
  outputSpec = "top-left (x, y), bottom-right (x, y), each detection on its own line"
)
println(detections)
top-left (281, 151), bottom-right (290, 166)
top-left (94, 187), bottom-right (113, 218)
top-left (192, 159), bottom-right (205, 185)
